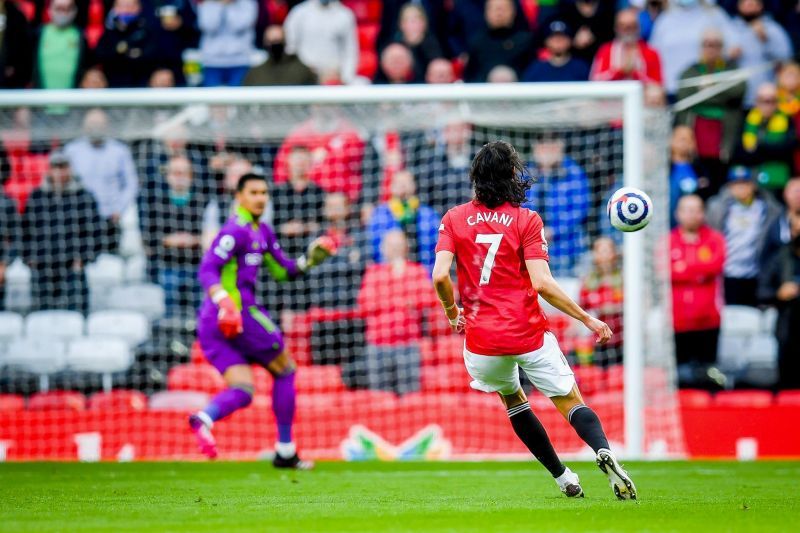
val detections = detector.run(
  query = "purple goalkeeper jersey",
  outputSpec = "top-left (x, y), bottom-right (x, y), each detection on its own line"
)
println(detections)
top-left (198, 206), bottom-right (300, 314)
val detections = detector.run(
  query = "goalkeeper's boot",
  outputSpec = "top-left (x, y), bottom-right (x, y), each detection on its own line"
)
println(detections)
top-left (596, 448), bottom-right (637, 500)
top-left (555, 467), bottom-right (584, 498)
top-left (189, 413), bottom-right (218, 459)
top-left (272, 447), bottom-right (315, 470)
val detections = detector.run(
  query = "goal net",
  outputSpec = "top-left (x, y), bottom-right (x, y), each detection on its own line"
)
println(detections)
top-left (0, 84), bottom-right (678, 461)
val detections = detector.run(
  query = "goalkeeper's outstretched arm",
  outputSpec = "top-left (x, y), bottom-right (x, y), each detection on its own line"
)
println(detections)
top-left (525, 258), bottom-right (612, 344)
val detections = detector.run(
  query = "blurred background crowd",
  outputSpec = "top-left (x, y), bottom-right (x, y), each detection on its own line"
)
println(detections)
top-left (1, 0), bottom-right (800, 396)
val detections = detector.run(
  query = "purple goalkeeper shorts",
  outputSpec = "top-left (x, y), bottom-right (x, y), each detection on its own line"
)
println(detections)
top-left (197, 303), bottom-right (285, 374)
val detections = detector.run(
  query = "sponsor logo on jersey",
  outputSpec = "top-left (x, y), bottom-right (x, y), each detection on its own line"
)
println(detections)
top-left (213, 235), bottom-right (236, 259)
top-left (245, 253), bottom-right (262, 266)
top-left (467, 212), bottom-right (514, 227)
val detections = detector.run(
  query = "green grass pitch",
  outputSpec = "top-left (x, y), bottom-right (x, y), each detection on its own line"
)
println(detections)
top-left (1, 461), bottom-right (798, 532)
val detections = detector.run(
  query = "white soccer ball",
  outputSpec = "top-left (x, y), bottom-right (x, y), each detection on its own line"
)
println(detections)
top-left (607, 187), bottom-right (653, 233)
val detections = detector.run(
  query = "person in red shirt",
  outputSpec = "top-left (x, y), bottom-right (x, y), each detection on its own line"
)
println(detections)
top-left (357, 229), bottom-right (439, 394)
top-left (590, 8), bottom-right (663, 87)
top-left (272, 109), bottom-right (365, 203)
top-left (670, 194), bottom-right (726, 372)
top-left (432, 140), bottom-right (636, 500)
top-left (579, 237), bottom-right (624, 365)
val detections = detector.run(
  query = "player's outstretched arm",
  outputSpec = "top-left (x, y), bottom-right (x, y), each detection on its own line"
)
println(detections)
top-left (432, 251), bottom-right (465, 333)
top-left (525, 259), bottom-right (612, 344)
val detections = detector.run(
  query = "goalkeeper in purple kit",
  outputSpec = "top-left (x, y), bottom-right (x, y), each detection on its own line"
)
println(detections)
top-left (191, 173), bottom-right (336, 469)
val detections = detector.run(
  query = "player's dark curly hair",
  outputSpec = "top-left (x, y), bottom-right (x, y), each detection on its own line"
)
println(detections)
top-left (470, 140), bottom-right (532, 208)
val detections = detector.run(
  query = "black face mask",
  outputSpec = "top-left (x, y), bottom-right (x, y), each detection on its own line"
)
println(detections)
top-left (740, 12), bottom-right (762, 22)
top-left (268, 42), bottom-right (285, 61)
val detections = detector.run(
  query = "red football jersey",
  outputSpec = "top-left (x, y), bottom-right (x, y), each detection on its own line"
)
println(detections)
top-left (436, 201), bottom-right (550, 356)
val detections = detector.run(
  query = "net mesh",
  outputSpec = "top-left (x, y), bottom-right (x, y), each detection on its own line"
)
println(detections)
top-left (0, 91), bottom-right (677, 461)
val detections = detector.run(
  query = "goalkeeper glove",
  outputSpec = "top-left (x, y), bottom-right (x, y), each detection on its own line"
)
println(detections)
top-left (297, 235), bottom-right (337, 272)
top-left (213, 290), bottom-right (243, 339)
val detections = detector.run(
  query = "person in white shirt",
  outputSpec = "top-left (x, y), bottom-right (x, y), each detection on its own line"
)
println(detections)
top-left (284, 0), bottom-right (359, 84)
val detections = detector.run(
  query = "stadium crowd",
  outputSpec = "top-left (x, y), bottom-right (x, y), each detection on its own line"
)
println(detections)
top-left (1, 0), bottom-right (800, 396)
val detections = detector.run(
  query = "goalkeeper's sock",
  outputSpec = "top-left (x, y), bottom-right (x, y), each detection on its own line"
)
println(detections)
top-left (272, 371), bottom-right (296, 449)
top-left (508, 402), bottom-right (566, 478)
top-left (202, 385), bottom-right (253, 423)
top-left (568, 404), bottom-right (610, 453)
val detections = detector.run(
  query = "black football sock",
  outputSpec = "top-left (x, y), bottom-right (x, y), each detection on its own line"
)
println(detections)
top-left (507, 402), bottom-right (565, 478)
top-left (568, 404), bottom-right (610, 453)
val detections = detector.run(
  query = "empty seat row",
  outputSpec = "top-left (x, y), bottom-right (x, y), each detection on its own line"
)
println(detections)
top-left (0, 310), bottom-right (150, 347)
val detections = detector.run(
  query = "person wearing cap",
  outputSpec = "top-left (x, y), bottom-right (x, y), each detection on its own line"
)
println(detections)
top-left (590, 8), bottom-right (663, 86)
top-left (20, 150), bottom-right (103, 315)
top-left (707, 164), bottom-right (782, 307)
top-left (521, 20), bottom-right (589, 83)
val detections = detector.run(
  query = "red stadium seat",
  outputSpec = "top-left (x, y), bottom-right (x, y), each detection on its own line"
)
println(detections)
top-left (88, 390), bottom-right (148, 411)
top-left (149, 391), bottom-right (210, 411)
top-left (0, 394), bottom-right (25, 411)
top-left (190, 340), bottom-right (206, 365)
top-left (678, 389), bottom-right (713, 408)
top-left (357, 50), bottom-right (378, 79)
top-left (338, 389), bottom-right (398, 410)
top-left (358, 23), bottom-right (380, 51)
top-left (167, 363), bottom-right (226, 394)
top-left (343, 0), bottom-right (381, 24)
top-left (28, 391), bottom-right (86, 411)
top-left (295, 365), bottom-right (346, 393)
top-left (605, 364), bottom-right (624, 391)
top-left (421, 364), bottom-right (472, 393)
top-left (573, 365), bottom-right (605, 396)
top-left (776, 390), bottom-right (800, 406)
top-left (421, 336), bottom-right (463, 366)
top-left (252, 365), bottom-right (273, 396)
top-left (585, 390), bottom-right (624, 408)
top-left (713, 390), bottom-right (773, 408)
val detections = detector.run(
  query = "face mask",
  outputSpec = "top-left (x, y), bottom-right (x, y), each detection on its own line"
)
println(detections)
top-left (676, 0), bottom-right (698, 7)
top-left (116, 13), bottom-right (139, 26)
top-left (268, 42), bottom-right (285, 61)
top-left (88, 132), bottom-right (106, 145)
top-left (319, 0), bottom-right (333, 5)
top-left (51, 11), bottom-right (76, 28)
top-left (740, 12), bottom-right (762, 22)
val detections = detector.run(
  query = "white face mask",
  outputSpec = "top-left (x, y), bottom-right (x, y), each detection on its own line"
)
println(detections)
top-left (51, 10), bottom-right (77, 28)
top-left (676, 0), bottom-right (699, 7)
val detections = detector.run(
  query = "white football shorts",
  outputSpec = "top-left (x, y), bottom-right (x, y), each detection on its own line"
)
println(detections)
top-left (463, 332), bottom-right (575, 397)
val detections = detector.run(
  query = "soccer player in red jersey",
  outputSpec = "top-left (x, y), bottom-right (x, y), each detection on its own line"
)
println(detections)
top-left (432, 141), bottom-right (637, 500)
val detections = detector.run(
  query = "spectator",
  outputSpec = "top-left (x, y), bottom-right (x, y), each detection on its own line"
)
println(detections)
top-left (32, 0), bottom-right (90, 89)
top-left (271, 145), bottom-right (325, 257)
top-left (463, 0), bottom-right (533, 83)
top-left (556, 0), bottom-right (615, 64)
top-left (150, 0), bottom-right (199, 85)
top-left (377, 0), bottom-right (448, 56)
top-left (0, 184), bottom-right (19, 309)
top-left (389, 3), bottom-right (444, 81)
top-left (425, 58), bottom-right (456, 84)
top-left (579, 237), bottom-right (623, 365)
top-left (446, 0), bottom-right (529, 60)
top-left (730, 0), bottom-right (793, 107)
top-left (306, 192), bottom-right (367, 308)
top-left (738, 82), bottom-right (797, 194)
top-left (272, 108), bottom-right (365, 202)
top-left (650, 0), bottom-right (739, 98)
top-left (524, 134), bottom-right (590, 276)
top-left (149, 68), bottom-right (176, 88)
top-left (198, 0), bottom-right (257, 87)
top-left (413, 121), bottom-right (474, 215)
top-left (761, 176), bottom-right (800, 266)
top-left (707, 165), bottom-right (782, 306)
top-left (64, 108), bottom-right (139, 252)
top-left (140, 155), bottom-right (205, 316)
top-left (676, 28), bottom-right (746, 189)
top-left (357, 229), bottom-right (438, 394)
top-left (670, 194), bottom-right (726, 387)
top-left (79, 67), bottom-right (108, 89)
top-left (776, 62), bottom-right (800, 171)
top-left (95, 0), bottom-right (158, 87)
top-left (669, 125), bottom-right (712, 227)
top-left (243, 25), bottom-right (317, 86)
top-left (21, 151), bottom-right (103, 315)
top-left (486, 65), bottom-right (517, 83)
top-left (368, 170), bottom-right (439, 275)
top-left (758, 211), bottom-right (800, 389)
top-left (284, 0), bottom-right (359, 84)
top-left (590, 8), bottom-right (663, 86)
top-left (374, 43), bottom-right (421, 84)
top-left (638, 0), bottom-right (666, 42)
top-left (0, 0), bottom-right (32, 88)
top-left (522, 20), bottom-right (590, 83)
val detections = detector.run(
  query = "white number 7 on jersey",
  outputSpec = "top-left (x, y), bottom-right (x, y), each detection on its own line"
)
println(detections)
top-left (475, 234), bottom-right (503, 286)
